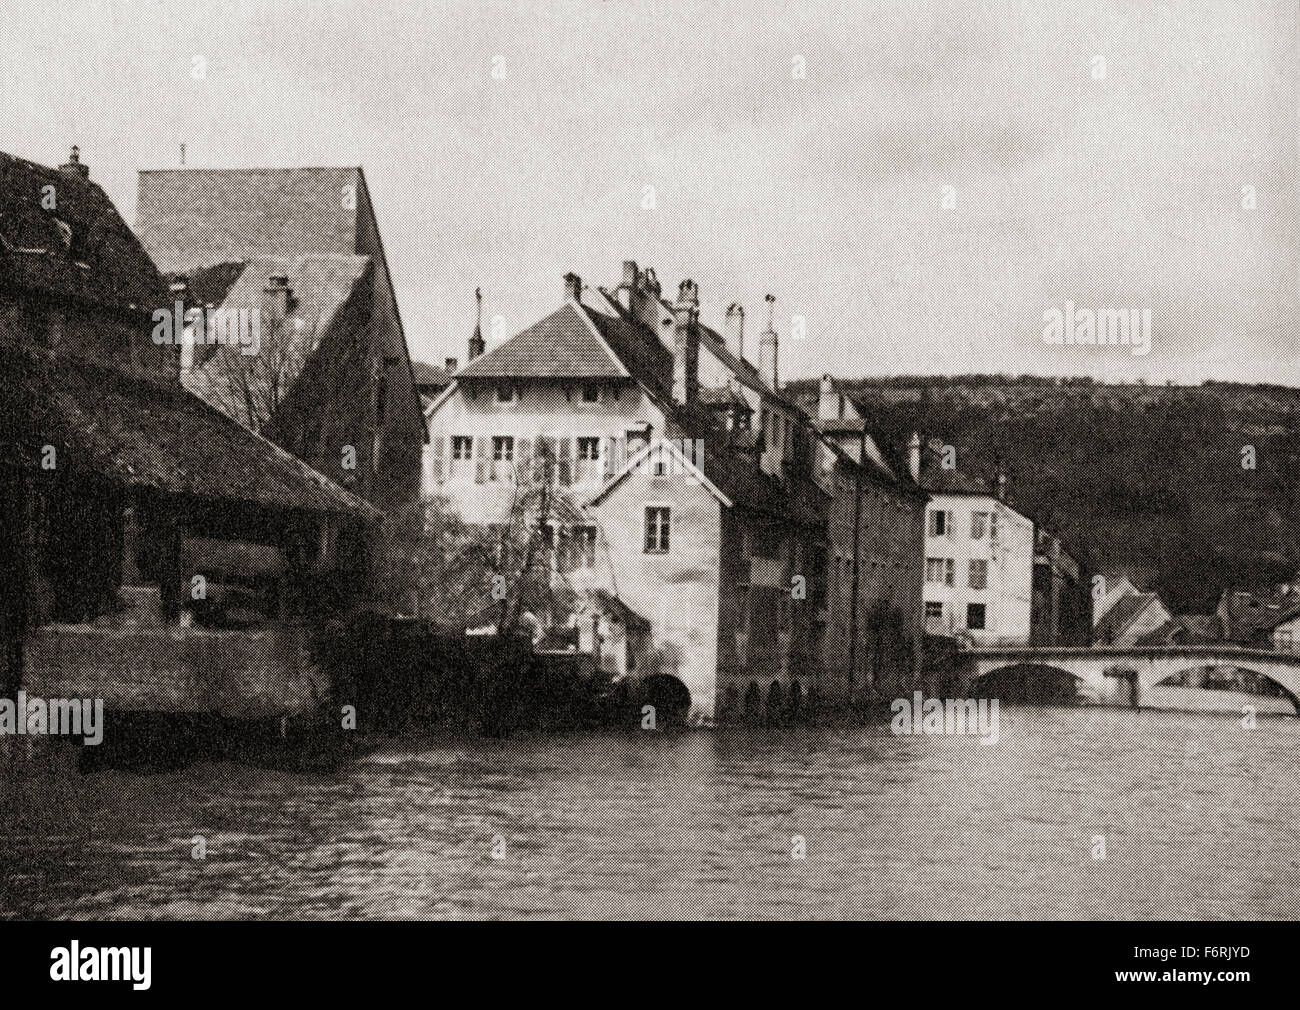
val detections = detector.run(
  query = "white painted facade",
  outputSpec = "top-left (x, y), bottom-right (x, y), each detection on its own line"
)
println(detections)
top-left (922, 493), bottom-right (1034, 645)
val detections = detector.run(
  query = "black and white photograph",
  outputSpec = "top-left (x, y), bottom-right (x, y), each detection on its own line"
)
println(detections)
top-left (0, 0), bottom-right (1296, 990)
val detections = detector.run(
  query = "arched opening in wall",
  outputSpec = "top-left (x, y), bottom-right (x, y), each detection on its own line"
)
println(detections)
top-left (971, 664), bottom-right (1080, 705)
top-left (719, 685), bottom-right (740, 723)
top-left (1155, 665), bottom-right (1300, 715)
top-left (641, 674), bottom-right (691, 726)
top-left (787, 679), bottom-right (803, 721)
top-left (766, 680), bottom-right (784, 725)
top-left (742, 681), bottom-right (761, 724)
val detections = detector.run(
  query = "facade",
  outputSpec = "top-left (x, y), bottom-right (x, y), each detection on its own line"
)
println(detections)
top-left (422, 263), bottom-right (827, 722)
top-left (813, 377), bottom-right (927, 701)
top-left (0, 149), bottom-right (377, 711)
top-left (133, 166), bottom-right (426, 601)
top-left (915, 440), bottom-right (1089, 646)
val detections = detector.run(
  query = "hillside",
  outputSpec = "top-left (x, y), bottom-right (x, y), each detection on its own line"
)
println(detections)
top-left (788, 376), bottom-right (1300, 613)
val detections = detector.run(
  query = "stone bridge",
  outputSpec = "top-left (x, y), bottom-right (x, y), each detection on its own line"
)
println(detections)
top-left (964, 645), bottom-right (1300, 713)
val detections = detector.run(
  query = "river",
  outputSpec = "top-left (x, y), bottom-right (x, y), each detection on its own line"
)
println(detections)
top-left (2, 705), bottom-right (1298, 919)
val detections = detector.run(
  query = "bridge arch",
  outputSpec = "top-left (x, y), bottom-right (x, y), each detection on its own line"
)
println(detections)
top-left (641, 674), bottom-right (692, 725)
top-left (1154, 664), bottom-right (1299, 714)
top-left (970, 662), bottom-right (1085, 704)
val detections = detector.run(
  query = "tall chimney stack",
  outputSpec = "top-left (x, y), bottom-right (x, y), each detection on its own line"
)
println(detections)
top-left (468, 287), bottom-right (485, 361)
top-left (759, 293), bottom-right (778, 390)
top-left (908, 432), bottom-right (922, 482)
top-left (673, 279), bottom-right (700, 406)
top-left (725, 303), bottom-right (745, 362)
top-left (818, 374), bottom-right (839, 421)
top-left (59, 145), bottom-right (89, 179)
top-left (263, 274), bottom-right (292, 321)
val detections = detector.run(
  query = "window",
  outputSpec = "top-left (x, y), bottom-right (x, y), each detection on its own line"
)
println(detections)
top-left (926, 558), bottom-right (954, 585)
top-left (966, 603), bottom-right (987, 630)
top-left (971, 511), bottom-right (988, 539)
top-left (496, 385), bottom-right (516, 403)
top-left (577, 437), bottom-right (601, 460)
top-left (969, 559), bottom-right (988, 590)
top-left (582, 383), bottom-right (600, 403)
top-left (451, 436), bottom-right (473, 460)
top-left (492, 436), bottom-right (514, 461)
top-left (569, 524), bottom-right (597, 569)
top-left (925, 601), bottom-right (944, 621)
top-left (929, 509), bottom-right (952, 537)
top-left (645, 507), bottom-right (670, 553)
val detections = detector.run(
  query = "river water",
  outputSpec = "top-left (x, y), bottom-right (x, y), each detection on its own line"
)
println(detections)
top-left (2, 705), bottom-right (1299, 920)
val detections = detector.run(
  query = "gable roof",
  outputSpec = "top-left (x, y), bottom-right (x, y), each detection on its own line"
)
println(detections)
top-left (136, 167), bottom-right (362, 271)
top-left (0, 346), bottom-right (377, 518)
top-left (178, 253), bottom-right (372, 428)
top-left (1095, 591), bottom-right (1168, 644)
top-left (0, 151), bottom-right (164, 311)
top-left (455, 302), bottom-right (632, 380)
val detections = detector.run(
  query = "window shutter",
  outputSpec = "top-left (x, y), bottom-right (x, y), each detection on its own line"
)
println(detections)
top-left (516, 437), bottom-right (532, 483)
top-left (475, 436), bottom-right (489, 483)
top-left (557, 436), bottom-right (572, 486)
top-left (432, 435), bottom-right (446, 483)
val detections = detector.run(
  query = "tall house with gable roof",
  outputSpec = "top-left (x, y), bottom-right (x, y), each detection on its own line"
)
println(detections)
top-left (134, 166), bottom-right (426, 569)
top-left (423, 262), bottom-right (828, 723)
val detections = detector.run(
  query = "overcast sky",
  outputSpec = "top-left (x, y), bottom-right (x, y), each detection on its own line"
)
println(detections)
top-left (3, 0), bottom-right (1296, 383)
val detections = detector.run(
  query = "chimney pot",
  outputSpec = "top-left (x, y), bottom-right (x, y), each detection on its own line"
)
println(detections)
top-left (759, 294), bottom-right (778, 390)
top-left (444, 357), bottom-right (458, 373)
top-left (725, 303), bottom-right (745, 362)
top-left (672, 280), bottom-right (700, 406)
top-left (564, 272), bottom-right (582, 302)
top-left (59, 145), bottom-right (89, 179)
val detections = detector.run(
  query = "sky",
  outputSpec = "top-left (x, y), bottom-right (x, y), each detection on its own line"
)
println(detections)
top-left (2, 0), bottom-right (1297, 384)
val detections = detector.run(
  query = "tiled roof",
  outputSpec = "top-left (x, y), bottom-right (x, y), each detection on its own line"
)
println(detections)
top-left (136, 167), bottom-right (362, 271)
top-left (917, 464), bottom-right (995, 496)
top-left (177, 254), bottom-right (372, 429)
top-left (0, 347), bottom-right (378, 518)
top-left (0, 151), bottom-right (164, 311)
top-left (455, 302), bottom-right (631, 380)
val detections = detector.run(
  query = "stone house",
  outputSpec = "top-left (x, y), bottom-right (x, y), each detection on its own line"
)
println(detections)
top-left (421, 263), bottom-right (827, 722)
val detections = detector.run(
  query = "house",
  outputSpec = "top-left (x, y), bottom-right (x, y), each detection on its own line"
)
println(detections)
top-left (133, 166), bottom-right (426, 601)
top-left (0, 148), bottom-right (378, 714)
top-left (422, 262), bottom-right (828, 723)
top-left (812, 376), bottom-right (927, 702)
top-left (1216, 586), bottom-right (1300, 644)
top-left (1093, 587), bottom-right (1173, 647)
top-left (913, 440), bottom-right (1088, 646)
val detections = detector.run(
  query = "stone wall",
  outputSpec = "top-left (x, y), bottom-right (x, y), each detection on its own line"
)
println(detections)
top-left (22, 623), bottom-right (322, 720)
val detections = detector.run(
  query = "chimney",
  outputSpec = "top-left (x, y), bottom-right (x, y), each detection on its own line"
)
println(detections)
top-left (725, 303), bottom-right (745, 362)
top-left (620, 260), bottom-right (639, 312)
top-left (908, 432), bottom-right (922, 482)
top-left (468, 287), bottom-right (485, 361)
top-left (673, 278), bottom-right (700, 406)
top-left (759, 293), bottom-right (778, 390)
top-left (59, 145), bottom-right (89, 179)
top-left (818, 374), bottom-right (839, 421)
top-left (564, 272), bottom-right (582, 302)
top-left (444, 357), bottom-right (459, 373)
top-left (263, 274), bottom-right (292, 321)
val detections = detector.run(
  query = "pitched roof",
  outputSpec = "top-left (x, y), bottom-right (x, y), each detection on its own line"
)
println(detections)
top-left (0, 347), bottom-right (378, 518)
top-left (455, 302), bottom-right (631, 380)
top-left (176, 254), bottom-right (372, 429)
top-left (0, 151), bottom-right (164, 311)
top-left (136, 167), bottom-right (362, 271)
top-left (1095, 591), bottom-right (1163, 644)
